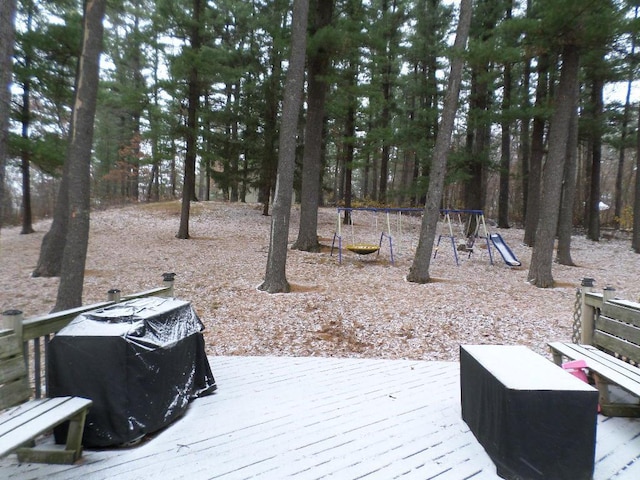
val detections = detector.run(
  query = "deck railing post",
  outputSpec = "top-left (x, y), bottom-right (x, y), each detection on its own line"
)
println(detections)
top-left (580, 278), bottom-right (595, 345)
top-left (162, 272), bottom-right (176, 297)
top-left (603, 286), bottom-right (616, 304)
top-left (107, 288), bottom-right (121, 303)
top-left (2, 309), bottom-right (24, 339)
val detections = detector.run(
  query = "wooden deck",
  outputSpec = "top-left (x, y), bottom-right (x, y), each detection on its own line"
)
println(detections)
top-left (2, 355), bottom-right (640, 479)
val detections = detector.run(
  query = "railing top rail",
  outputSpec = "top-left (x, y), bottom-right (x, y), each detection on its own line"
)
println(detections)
top-left (19, 283), bottom-right (173, 342)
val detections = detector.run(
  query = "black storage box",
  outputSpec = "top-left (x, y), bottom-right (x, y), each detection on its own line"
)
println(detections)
top-left (460, 344), bottom-right (598, 480)
top-left (48, 297), bottom-right (217, 447)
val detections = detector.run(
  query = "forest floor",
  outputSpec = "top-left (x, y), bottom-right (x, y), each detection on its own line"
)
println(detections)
top-left (1, 200), bottom-right (638, 361)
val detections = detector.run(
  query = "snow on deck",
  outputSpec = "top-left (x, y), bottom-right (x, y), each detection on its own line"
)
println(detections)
top-left (2, 356), bottom-right (639, 479)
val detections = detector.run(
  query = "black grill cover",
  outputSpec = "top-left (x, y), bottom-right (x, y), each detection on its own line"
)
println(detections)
top-left (48, 297), bottom-right (217, 447)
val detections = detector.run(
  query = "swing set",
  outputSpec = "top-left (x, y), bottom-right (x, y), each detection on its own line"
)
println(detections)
top-left (433, 209), bottom-right (494, 266)
top-left (330, 207), bottom-right (423, 265)
top-left (330, 208), bottom-right (393, 264)
top-left (330, 207), bottom-right (495, 267)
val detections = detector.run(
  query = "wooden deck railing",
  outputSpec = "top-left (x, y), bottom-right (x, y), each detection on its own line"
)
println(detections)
top-left (1, 273), bottom-right (176, 399)
top-left (578, 278), bottom-right (640, 346)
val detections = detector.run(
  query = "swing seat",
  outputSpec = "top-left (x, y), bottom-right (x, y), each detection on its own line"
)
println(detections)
top-left (346, 243), bottom-right (380, 255)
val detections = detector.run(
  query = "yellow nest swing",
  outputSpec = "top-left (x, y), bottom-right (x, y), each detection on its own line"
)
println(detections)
top-left (345, 243), bottom-right (380, 255)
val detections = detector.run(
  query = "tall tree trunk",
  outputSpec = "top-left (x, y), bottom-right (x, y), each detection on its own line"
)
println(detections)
top-left (377, 0), bottom-right (397, 203)
top-left (259, 0), bottom-right (309, 294)
top-left (616, 6), bottom-right (637, 228)
top-left (497, 1), bottom-right (513, 229)
top-left (20, 81), bottom-right (34, 234)
top-left (19, 5), bottom-right (34, 234)
top-left (587, 76), bottom-right (604, 241)
top-left (340, 0), bottom-right (359, 222)
top-left (0, 0), bottom-right (17, 231)
top-left (292, 0), bottom-right (334, 252)
top-left (260, 59), bottom-right (282, 216)
top-left (54, 0), bottom-right (106, 311)
top-left (633, 101), bottom-right (640, 253)
top-left (528, 44), bottom-right (580, 288)
top-left (463, 0), bottom-right (498, 214)
top-left (556, 91), bottom-right (579, 266)
top-left (615, 67), bottom-right (634, 228)
top-left (407, 0), bottom-right (473, 284)
top-left (33, 164), bottom-right (71, 277)
top-left (343, 98), bottom-right (355, 224)
top-left (519, 0), bottom-right (532, 223)
top-left (230, 83), bottom-right (240, 202)
top-left (147, 38), bottom-right (161, 203)
top-left (523, 54), bottom-right (549, 246)
top-left (464, 67), bottom-right (490, 212)
top-left (176, 0), bottom-right (203, 239)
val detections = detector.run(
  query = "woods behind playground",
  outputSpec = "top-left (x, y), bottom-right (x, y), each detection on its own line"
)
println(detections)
top-left (1, 200), bottom-right (638, 362)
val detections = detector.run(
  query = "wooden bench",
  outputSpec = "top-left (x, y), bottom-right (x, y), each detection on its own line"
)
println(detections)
top-left (549, 285), bottom-right (640, 417)
top-left (0, 311), bottom-right (92, 464)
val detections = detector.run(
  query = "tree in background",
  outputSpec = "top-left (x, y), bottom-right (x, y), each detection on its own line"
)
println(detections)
top-left (54, 0), bottom-right (107, 310)
top-left (401, 0), bottom-right (452, 206)
top-left (175, 0), bottom-right (204, 239)
top-left (497, 0), bottom-right (514, 229)
top-left (12, 2), bottom-right (82, 236)
top-left (527, 43), bottom-right (581, 287)
top-left (0, 0), bottom-right (17, 231)
top-left (3, 0), bottom-right (639, 268)
top-left (522, 53), bottom-right (550, 247)
top-left (634, 101), bottom-right (640, 253)
top-left (32, 3), bottom-right (85, 278)
top-left (614, 3), bottom-right (638, 229)
top-left (459, 0), bottom-right (501, 214)
top-left (293, 0), bottom-right (335, 253)
top-left (259, 0), bottom-right (309, 294)
top-left (407, 0), bottom-right (473, 284)
top-left (258, 0), bottom-right (288, 216)
top-left (528, 0), bottom-right (620, 288)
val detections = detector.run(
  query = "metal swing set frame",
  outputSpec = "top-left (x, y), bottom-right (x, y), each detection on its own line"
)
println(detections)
top-left (330, 207), bottom-right (425, 265)
top-left (433, 209), bottom-right (494, 266)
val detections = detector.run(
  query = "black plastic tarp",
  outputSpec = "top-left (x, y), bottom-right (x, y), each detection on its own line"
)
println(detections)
top-left (48, 297), bottom-right (217, 448)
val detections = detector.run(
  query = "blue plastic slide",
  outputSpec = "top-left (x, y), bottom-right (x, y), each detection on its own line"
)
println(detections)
top-left (489, 233), bottom-right (521, 267)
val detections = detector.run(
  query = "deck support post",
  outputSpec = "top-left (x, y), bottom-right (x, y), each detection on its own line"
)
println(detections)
top-left (580, 278), bottom-right (595, 345)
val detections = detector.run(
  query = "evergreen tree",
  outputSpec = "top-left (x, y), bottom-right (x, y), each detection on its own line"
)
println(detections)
top-left (0, 0), bottom-right (17, 230)
top-left (408, 0), bottom-right (473, 284)
top-left (292, 0), bottom-right (335, 252)
top-left (259, 0), bottom-right (310, 294)
top-left (54, 0), bottom-right (107, 310)
top-left (527, 0), bottom-right (620, 287)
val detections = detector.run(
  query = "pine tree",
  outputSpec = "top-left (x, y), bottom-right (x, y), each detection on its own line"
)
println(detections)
top-left (407, 0), bottom-right (473, 284)
top-left (54, 0), bottom-right (107, 310)
top-left (292, 0), bottom-right (335, 252)
top-left (259, 0), bottom-right (310, 294)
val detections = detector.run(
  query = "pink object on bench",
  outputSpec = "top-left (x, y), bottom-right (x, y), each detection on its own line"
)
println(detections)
top-left (562, 359), bottom-right (589, 383)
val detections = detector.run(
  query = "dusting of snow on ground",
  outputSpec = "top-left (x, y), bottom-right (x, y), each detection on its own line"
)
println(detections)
top-left (1, 200), bottom-right (638, 361)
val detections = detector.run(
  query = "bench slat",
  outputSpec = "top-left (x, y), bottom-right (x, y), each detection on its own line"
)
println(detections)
top-left (549, 342), bottom-right (640, 378)
top-left (0, 397), bottom-right (93, 458)
top-left (548, 342), bottom-right (640, 398)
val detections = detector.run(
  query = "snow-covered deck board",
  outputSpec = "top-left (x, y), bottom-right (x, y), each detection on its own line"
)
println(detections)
top-left (2, 355), bottom-right (639, 479)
